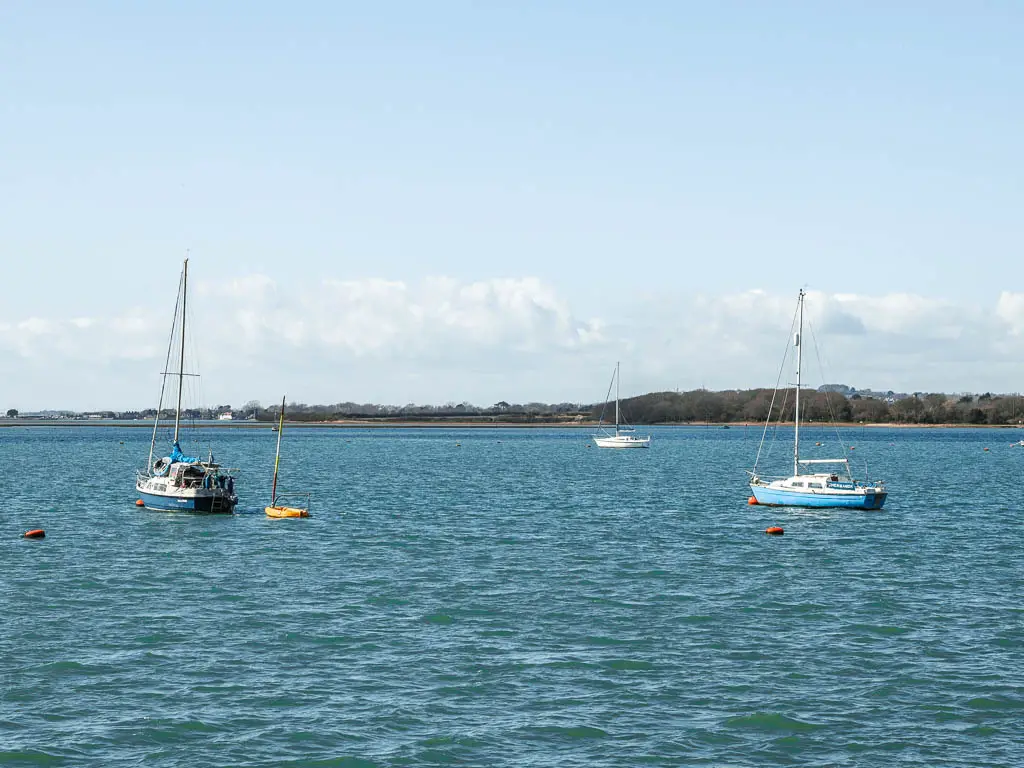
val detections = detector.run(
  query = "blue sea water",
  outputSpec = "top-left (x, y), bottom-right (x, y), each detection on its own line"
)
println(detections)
top-left (1, 424), bottom-right (1022, 767)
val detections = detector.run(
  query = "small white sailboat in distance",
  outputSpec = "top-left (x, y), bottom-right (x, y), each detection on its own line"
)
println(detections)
top-left (593, 362), bottom-right (651, 449)
top-left (265, 396), bottom-right (311, 518)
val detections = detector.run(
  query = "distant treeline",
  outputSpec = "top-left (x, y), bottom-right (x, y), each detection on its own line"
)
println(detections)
top-left (106, 400), bottom-right (590, 425)
top-left (236, 390), bottom-right (1024, 425)
top-left (28, 390), bottom-right (1024, 426)
top-left (275, 390), bottom-right (1024, 425)
top-left (600, 389), bottom-right (1024, 425)
top-left (249, 400), bottom-right (590, 424)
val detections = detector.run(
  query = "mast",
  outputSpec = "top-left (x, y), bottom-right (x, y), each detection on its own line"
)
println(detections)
top-left (172, 258), bottom-right (189, 443)
top-left (270, 396), bottom-right (285, 507)
top-left (794, 289), bottom-right (804, 477)
top-left (147, 262), bottom-right (185, 472)
top-left (615, 361), bottom-right (620, 436)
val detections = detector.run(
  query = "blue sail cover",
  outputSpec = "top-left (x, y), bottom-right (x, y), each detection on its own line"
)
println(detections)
top-left (169, 441), bottom-right (199, 464)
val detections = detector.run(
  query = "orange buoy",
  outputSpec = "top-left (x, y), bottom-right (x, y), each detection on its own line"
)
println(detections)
top-left (135, 499), bottom-right (145, 507)
top-left (22, 529), bottom-right (45, 539)
top-left (765, 526), bottom-right (784, 535)
top-left (983, 447), bottom-right (989, 452)
top-left (747, 496), bottom-right (759, 506)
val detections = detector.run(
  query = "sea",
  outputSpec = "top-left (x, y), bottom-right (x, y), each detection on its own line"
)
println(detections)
top-left (1, 424), bottom-right (1021, 767)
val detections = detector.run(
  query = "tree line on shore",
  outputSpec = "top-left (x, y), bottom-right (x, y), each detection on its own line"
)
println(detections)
top-left (10, 389), bottom-right (1024, 425)
top-left (260, 389), bottom-right (1024, 425)
top-left (605, 389), bottom-right (1024, 425)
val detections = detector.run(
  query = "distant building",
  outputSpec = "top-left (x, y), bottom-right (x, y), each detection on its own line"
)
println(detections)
top-left (218, 411), bottom-right (233, 421)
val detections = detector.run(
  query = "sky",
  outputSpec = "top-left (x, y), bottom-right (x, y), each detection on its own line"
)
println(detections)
top-left (2, 1), bottom-right (1023, 410)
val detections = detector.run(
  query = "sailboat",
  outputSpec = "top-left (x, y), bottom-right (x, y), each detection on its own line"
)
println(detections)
top-left (135, 259), bottom-right (239, 513)
top-left (593, 362), bottom-right (651, 448)
top-left (265, 396), bottom-right (310, 518)
top-left (748, 289), bottom-right (886, 509)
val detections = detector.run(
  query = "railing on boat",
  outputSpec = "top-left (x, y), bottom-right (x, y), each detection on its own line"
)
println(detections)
top-left (271, 491), bottom-right (311, 510)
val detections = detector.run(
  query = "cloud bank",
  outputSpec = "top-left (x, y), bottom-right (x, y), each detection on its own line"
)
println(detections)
top-left (201, 275), bottom-right (603, 359)
top-left (2, 279), bottom-right (1023, 410)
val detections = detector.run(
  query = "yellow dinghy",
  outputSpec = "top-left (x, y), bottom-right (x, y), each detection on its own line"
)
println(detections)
top-left (266, 395), bottom-right (311, 519)
top-left (265, 504), bottom-right (309, 518)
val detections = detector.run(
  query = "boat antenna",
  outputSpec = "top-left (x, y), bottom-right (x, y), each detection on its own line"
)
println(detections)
top-left (173, 257), bottom-right (189, 443)
top-left (270, 395), bottom-right (285, 507)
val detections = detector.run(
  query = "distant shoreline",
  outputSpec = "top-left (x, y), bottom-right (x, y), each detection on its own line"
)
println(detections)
top-left (1, 419), bottom-right (1021, 430)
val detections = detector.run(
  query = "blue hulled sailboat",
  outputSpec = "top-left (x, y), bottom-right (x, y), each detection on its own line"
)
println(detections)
top-left (748, 289), bottom-right (887, 510)
top-left (135, 259), bottom-right (238, 513)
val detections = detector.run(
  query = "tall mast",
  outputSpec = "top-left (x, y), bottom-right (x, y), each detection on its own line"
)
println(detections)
top-left (615, 361), bottom-right (620, 436)
top-left (271, 395), bottom-right (285, 506)
top-left (147, 262), bottom-right (185, 472)
top-left (173, 258), bottom-right (188, 442)
top-left (794, 289), bottom-right (804, 477)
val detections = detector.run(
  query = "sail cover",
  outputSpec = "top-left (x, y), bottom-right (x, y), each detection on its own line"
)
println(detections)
top-left (169, 441), bottom-right (199, 464)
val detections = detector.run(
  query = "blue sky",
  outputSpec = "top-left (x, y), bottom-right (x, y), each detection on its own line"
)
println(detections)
top-left (2, 2), bottom-right (1023, 409)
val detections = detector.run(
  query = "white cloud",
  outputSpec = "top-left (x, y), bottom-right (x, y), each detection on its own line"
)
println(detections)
top-left (195, 275), bottom-right (602, 360)
top-left (0, 310), bottom-right (161, 362)
top-left (995, 291), bottom-right (1024, 335)
top-left (2, 280), bottom-right (1023, 410)
top-left (17, 317), bottom-right (57, 335)
top-left (604, 288), bottom-right (1023, 397)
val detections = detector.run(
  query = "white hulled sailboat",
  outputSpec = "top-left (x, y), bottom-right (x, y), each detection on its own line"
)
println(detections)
top-left (593, 362), bottom-right (651, 449)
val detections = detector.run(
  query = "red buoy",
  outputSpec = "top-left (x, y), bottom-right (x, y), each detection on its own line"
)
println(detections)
top-left (747, 496), bottom-right (759, 506)
top-left (765, 526), bottom-right (784, 535)
top-left (135, 499), bottom-right (145, 507)
top-left (22, 529), bottom-right (45, 539)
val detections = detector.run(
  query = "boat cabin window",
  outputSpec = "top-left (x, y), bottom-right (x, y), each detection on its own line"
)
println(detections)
top-left (791, 481), bottom-right (804, 487)
top-left (182, 465), bottom-right (207, 489)
top-left (808, 482), bottom-right (823, 489)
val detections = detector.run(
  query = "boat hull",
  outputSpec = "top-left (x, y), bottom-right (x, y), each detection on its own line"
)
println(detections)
top-left (265, 505), bottom-right (309, 518)
top-left (136, 485), bottom-right (236, 513)
top-left (593, 436), bottom-right (651, 449)
top-left (750, 484), bottom-right (886, 510)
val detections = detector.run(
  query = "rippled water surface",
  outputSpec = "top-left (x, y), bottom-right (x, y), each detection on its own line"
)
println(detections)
top-left (1, 425), bottom-right (1022, 766)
